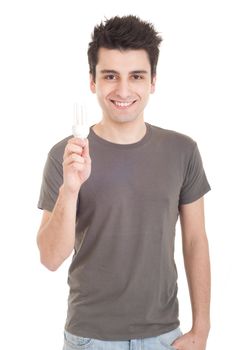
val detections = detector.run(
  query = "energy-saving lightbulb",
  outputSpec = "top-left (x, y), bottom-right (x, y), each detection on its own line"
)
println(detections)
top-left (72, 103), bottom-right (89, 139)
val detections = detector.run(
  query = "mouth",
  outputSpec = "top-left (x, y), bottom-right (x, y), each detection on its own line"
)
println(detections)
top-left (110, 99), bottom-right (137, 109)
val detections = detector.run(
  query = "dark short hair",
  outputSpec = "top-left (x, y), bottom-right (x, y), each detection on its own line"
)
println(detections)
top-left (88, 15), bottom-right (162, 81)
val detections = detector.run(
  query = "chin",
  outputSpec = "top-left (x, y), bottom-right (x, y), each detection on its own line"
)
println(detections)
top-left (111, 115), bottom-right (139, 124)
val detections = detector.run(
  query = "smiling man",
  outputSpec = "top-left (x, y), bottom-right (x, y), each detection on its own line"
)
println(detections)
top-left (91, 48), bottom-right (154, 128)
top-left (37, 15), bottom-right (211, 350)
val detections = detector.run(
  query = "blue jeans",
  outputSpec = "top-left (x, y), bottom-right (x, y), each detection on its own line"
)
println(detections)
top-left (63, 327), bottom-right (182, 350)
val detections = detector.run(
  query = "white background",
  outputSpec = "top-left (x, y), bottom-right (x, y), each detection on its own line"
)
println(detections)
top-left (0, 1), bottom-right (231, 349)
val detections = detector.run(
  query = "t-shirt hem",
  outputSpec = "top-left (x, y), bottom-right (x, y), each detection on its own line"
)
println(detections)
top-left (64, 322), bottom-right (180, 341)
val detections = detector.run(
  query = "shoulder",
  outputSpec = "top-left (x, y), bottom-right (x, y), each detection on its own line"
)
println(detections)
top-left (149, 124), bottom-right (197, 154)
top-left (48, 135), bottom-right (72, 163)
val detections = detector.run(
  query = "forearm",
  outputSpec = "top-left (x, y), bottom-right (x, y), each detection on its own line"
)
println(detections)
top-left (183, 233), bottom-right (211, 335)
top-left (37, 184), bottom-right (79, 271)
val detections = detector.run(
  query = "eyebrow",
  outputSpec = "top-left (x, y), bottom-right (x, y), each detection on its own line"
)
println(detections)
top-left (100, 69), bottom-right (149, 75)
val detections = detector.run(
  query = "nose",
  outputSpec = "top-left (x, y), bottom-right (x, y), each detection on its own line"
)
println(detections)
top-left (115, 79), bottom-right (132, 100)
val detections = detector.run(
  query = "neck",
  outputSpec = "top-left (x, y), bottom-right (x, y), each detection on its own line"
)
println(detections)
top-left (92, 119), bottom-right (147, 144)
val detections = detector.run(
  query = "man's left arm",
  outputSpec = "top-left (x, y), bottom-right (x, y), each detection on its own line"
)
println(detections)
top-left (172, 197), bottom-right (211, 350)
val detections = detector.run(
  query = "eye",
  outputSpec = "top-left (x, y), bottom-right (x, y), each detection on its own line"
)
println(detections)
top-left (104, 74), bottom-right (117, 80)
top-left (132, 74), bottom-right (144, 80)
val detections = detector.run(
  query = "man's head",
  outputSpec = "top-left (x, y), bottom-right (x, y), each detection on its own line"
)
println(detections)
top-left (88, 15), bottom-right (162, 82)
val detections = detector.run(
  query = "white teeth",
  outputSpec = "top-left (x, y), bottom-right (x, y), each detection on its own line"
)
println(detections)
top-left (114, 101), bottom-right (134, 107)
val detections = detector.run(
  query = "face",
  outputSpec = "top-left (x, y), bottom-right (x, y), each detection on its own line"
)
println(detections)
top-left (90, 48), bottom-right (156, 125)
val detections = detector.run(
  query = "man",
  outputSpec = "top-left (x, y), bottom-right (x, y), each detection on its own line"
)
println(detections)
top-left (37, 15), bottom-right (211, 350)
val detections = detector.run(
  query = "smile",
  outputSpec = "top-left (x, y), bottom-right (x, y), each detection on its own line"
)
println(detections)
top-left (110, 100), bottom-right (136, 108)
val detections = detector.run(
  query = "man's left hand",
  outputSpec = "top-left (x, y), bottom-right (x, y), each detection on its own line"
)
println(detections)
top-left (171, 330), bottom-right (208, 350)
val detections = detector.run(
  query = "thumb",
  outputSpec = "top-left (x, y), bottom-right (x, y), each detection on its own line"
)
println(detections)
top-left (171, 338), bottom-right (181, 350)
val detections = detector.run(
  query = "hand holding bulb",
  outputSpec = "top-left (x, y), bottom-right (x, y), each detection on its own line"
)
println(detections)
top-left (62, 103), bottom-right (91, 195)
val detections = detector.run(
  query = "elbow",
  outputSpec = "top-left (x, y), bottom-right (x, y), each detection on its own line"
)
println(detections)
top-left (36, 233), bottom-right (73, 271)
top-left (40, 256), bottom-right (61, 271)
top-left (38, 248), bottom-right (61, 271)
top-left (37, 239), bottom-right (62, 272)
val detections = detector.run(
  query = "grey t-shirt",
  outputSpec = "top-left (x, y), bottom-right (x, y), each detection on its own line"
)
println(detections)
top-left (38, 123), bottom-right (211, 340)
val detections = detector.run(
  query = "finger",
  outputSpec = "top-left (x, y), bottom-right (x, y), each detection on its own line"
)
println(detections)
top-left (68, 137), bottom-right (86, 147)
top-left (171, 340), bottom-right (180, 349)
top-left (64, 143), bottom-right (83, 158)
top-left (171, 346), bottom-right (179, 350)
top-left (63, 154), bottom-right (85, 166)
top-left (63, 159), bottom-right (86, 172)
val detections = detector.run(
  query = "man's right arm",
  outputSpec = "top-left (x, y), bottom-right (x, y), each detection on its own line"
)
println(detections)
top-left (37, 137), bottom-right (91, 271)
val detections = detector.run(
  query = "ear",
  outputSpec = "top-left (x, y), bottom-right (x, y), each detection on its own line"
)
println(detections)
top-left (150, 75), bottom-right (156, 94)
top-left (90, 74), bottom-right (96, 93)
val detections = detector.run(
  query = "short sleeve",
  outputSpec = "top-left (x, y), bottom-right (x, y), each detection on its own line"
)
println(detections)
top-left (37, 154), bottom-right (63, 212)
top-left (179, 143), bottom-right (211, 205)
